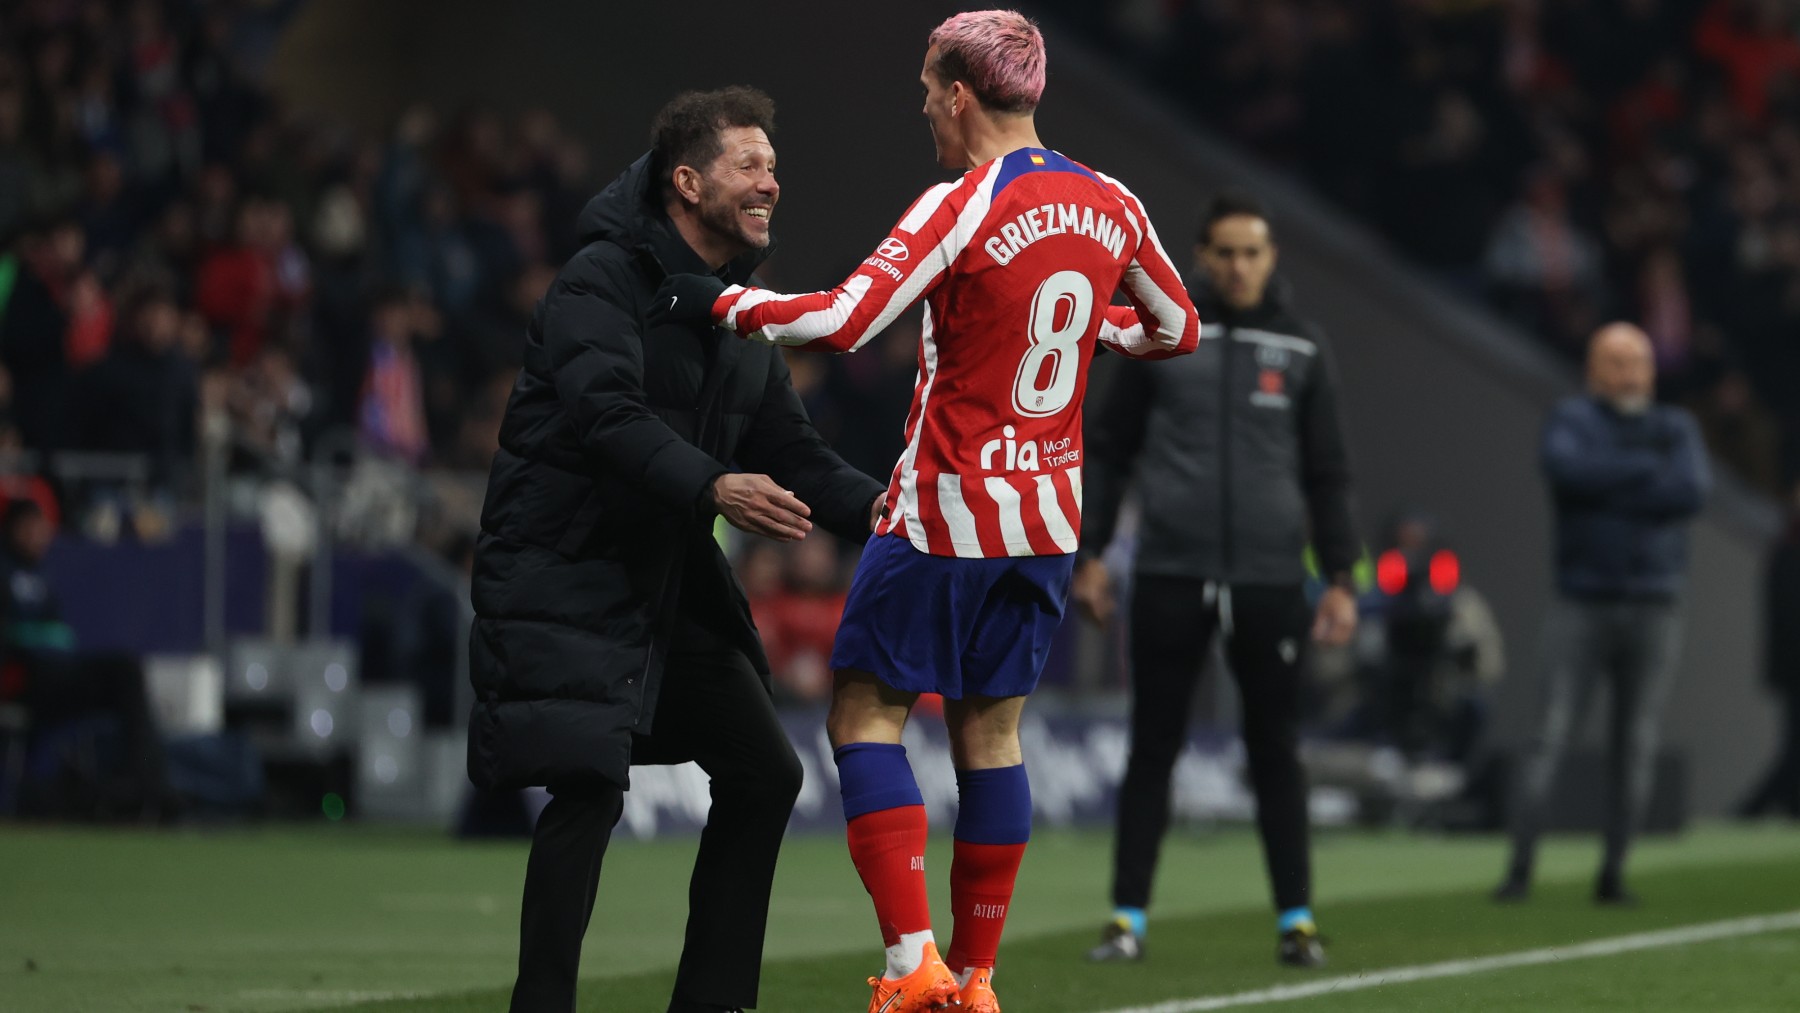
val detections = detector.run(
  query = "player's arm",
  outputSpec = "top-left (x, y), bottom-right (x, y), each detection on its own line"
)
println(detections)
top-left (1094, 172), bottom-right (1201, 359)
top-left (1094, 304), bottom-right (1164, 359)
top-left (1296, 331), bottom-right (1358, 584)
top-left (1539, 400), bottom-right (1662, 504)
top-left (1295, 333), bottom-right (1360, 644)
top-left (651, 182), bottom-right (969, 353)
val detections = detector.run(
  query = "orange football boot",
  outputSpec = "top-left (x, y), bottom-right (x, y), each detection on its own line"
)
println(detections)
top-left (864, 941), bottom-right (960, 1012)
top-left (957, 967), bottom-right (1000, 1013)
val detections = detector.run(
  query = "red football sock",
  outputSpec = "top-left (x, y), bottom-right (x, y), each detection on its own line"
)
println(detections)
top-left (946, 839), bottom-right (1028, 970)
top-left (846, 805), bottom-right (933, 946)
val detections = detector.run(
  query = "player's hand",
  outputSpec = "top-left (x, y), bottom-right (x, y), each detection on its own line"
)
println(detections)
top-left (869, 497), bottom-right (884, 532)
top-left (710, 473), bottom-right (812, 541)
top-left (1071, 557), bottom-right (1114, 626)
top-left (649, 273), bottom-right (728, 329)
top-left (1311, 585), bottom-right (1358, 646)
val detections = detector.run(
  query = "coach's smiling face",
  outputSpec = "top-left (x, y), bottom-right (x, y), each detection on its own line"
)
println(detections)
top-left (683, 126), bottom-right (779, 260)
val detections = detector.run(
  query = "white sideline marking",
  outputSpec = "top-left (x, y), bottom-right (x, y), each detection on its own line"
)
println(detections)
top-left (1091, 910), bottom-right (1800, 1013)
top-left (238, 990), bottom-right (425, 1005)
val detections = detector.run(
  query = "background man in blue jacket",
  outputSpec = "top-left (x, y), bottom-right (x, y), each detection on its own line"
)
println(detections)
top-left (1495, 322), bottom-right (1711, 905)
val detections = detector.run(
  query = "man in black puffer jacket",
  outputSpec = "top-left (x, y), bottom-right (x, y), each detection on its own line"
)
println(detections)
top-left (469, 87), bottom-right (883, 1013)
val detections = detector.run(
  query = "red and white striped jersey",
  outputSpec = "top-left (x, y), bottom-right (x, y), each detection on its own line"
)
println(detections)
top-left (712, 147), bottom-right (1201, 558)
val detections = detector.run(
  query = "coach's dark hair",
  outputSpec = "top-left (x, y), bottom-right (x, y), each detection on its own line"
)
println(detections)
top-left (650, 87), bottom-right (777, 200)
top-left (1198, 190), bottom-right (1274, 245)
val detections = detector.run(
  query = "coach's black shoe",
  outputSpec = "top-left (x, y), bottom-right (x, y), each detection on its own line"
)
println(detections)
top-left (1594, 874), bottom-right (1639, 908)
top-left (1277, 924), bottom-right (1327, 968)
top-left (1086, 916), bottom-right (1145, 962)
top-left (1492, 875), bottom-right (1531, 903)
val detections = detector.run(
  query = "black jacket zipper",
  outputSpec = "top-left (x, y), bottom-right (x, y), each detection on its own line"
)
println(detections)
top-left (1218, 324), bottom-right (1235, 582)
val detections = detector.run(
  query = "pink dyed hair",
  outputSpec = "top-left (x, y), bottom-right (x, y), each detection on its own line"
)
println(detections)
top-left (926, 10), bottom-right (1046, 115)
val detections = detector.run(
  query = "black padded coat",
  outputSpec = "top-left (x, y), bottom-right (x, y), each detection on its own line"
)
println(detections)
top-left (467, 153), bottom-right (882, 791)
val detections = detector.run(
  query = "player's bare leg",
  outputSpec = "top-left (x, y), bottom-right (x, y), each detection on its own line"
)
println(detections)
top-left (943, 695), bottom-right (1025, 768)
top-left (942, 695), bottom-right (1031, 1012)
top-left (827, 668), bottom-right (917, 747)
top-left (830, 670), bottom-right (959, 1012)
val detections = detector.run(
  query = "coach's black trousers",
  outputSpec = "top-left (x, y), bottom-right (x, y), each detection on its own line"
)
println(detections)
top-left (22, 652), bottom-right (171, 816)
top-left (509, 634), bottom-right (803, 1013)
top-left (1112, 578), bottom-right (1313, 914)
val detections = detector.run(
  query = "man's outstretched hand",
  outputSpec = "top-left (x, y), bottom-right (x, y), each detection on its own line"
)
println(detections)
top-left (710, 473), bottom-right (812, 541)
top-left (649, 273), bottom-right (728, 329)
top-left (1071, 557), bottom-right (1115, 626)
top-left (1311, 584), bottom-right (1358, 646)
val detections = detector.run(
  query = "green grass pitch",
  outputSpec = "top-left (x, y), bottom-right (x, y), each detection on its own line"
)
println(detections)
top-left (2, 821), bottom-right (1797, 1011)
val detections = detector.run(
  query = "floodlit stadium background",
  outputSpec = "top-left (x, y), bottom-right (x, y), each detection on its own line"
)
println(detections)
top-left (2, 2), bottom-right (1798, 1011)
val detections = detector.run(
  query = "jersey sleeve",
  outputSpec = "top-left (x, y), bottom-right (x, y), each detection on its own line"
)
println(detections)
top-left (708, 179), bottom-right (974, 353)
top-left (1094, 172), bottom-right (1201, 359)
top-left (1096, 304), bottom-right (1162, 358)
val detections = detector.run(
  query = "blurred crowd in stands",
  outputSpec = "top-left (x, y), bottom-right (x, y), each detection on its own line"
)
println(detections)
top-left (5, 0), bottom-right (1794, 727)
top-left (0, 0), bottom-right (923, 706)
top-left (1034, 0), bottom-right (1800, 494)
top-left (0, 0), bottom-right (576, 535)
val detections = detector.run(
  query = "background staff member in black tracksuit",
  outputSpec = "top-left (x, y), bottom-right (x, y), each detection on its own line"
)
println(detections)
top-left (1076, 192), bottom-right (1358, 968)
top-left (468, 88), bottom-right (883, 1013)
top-left (1739, 482), bottom-right (1800, 820)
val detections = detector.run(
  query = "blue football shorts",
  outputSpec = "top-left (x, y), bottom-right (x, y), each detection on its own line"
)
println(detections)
top-left (828, 533), bottom-right (1075, 699)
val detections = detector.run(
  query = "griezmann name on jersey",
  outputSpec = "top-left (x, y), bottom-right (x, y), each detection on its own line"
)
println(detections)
top-left (713, 148), bottom-right (1200, 559)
